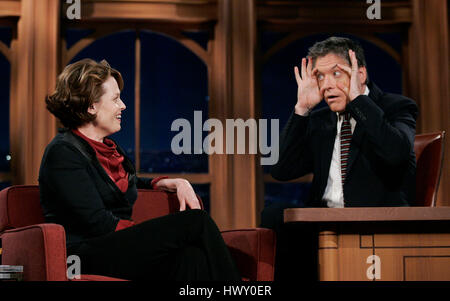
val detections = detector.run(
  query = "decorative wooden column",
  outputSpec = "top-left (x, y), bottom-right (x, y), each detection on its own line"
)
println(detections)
top-left (408, 0), bottom-right (449, 206)
top-left (10, 0), bottom-right (60, 184)
top-left (209, 0), bottom-right (262, 230)
top-left (228, 0), bottom-right (263, 229)
top-left (209, 0), bottom-right (234, 230)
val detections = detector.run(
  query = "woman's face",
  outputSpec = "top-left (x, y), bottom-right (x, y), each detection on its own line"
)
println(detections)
top-left (88, 76), bottom-right (126, 137)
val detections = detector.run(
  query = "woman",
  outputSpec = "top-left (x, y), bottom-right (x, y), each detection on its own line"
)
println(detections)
top-left (39, 58), bottom-right (240, 281)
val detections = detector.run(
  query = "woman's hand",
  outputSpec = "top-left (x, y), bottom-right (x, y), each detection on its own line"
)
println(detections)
top-left (175, 179), bottom-right (201, 211)
top-left (155, 178), bottom-right (201, 211)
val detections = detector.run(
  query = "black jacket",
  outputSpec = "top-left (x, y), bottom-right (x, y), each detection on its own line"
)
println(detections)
top-left (271, 82), bottom-right (418, 207)
top-left (39, 129), bottom-right (153, 247)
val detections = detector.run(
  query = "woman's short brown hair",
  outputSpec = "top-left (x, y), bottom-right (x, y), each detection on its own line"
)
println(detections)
top-left (46, 58), bottom-right (124, 129)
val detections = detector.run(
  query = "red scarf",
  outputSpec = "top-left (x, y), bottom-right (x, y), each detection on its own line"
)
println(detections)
top-left (72, 129), bottom-right (129, 193)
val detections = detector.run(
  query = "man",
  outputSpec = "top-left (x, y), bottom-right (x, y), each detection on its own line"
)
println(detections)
top-left (262, 37), bottom-right (418, 280)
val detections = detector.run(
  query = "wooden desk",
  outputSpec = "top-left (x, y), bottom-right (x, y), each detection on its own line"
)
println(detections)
top-left (284, 207), bottom-right (450, 281)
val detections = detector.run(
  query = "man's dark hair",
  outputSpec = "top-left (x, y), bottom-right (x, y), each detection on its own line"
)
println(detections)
top-left (307, 36), bottom-right (369, 84)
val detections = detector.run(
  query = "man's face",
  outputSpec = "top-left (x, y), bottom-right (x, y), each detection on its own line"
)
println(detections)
top-left (314, 53), bottom-right (352, 113)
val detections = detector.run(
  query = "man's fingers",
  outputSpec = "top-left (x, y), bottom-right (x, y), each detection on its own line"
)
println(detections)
top-left (307, 57), bottom-right (313, 76)
top-left (294, 66), bottom-right (301, 84)
top-left (336, 64), bottom-right (352, 76)
top-left (349, 50), bottom-right (358, 72)
top-left (337, 82), bottom-right (349, 95)
top-left (301, 58), bottom-right (307, 81)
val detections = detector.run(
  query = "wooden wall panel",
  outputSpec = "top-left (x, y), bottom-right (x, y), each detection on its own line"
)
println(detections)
top-left (229, 0), bottom-right (262, 229)
top-left (209, 0), bottom-right (261, 230)
top-left (404, 257), bottom-right (450, 281)
top-left (408, 0), bottom-right (449, 206)
top-left (10, 0), bottom-right (60, 184)
top-left (208, 0), bottom-right (234, 230)
top-left (0, 0), bottom-right (20, 17)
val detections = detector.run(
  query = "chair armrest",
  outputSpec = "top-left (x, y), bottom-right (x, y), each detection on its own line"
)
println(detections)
top-left (132, 189), bottom-right (204, 223)
top-left (70, 274), bottom-right (128, 281)
top-left (1, 223), bottom-right (68, 281)
top-left (132, 190), bottom-right (181, 223)
top-left (221, 228), bottom-right (276, 281)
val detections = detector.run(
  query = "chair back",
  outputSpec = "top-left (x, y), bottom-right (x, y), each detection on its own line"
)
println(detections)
top-left (0, 185), bottom-right (44, 233)
top-left (414, 131), bottom-right (445, 207)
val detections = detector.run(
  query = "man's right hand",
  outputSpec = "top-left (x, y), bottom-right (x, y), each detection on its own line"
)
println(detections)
top-left (294, 57), bottom-right (321, 115)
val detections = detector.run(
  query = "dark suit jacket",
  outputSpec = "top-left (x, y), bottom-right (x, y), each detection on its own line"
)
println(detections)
top-left (271, 82), bottom-right (418, 207)
top-left (39, 129), bottom-right (153, 247)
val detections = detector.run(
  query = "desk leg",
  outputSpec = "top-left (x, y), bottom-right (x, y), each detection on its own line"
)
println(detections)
top-left (318, 230), bottom-right (338, 281)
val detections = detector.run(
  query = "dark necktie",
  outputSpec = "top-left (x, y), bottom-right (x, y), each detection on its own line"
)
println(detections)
top-left (340, 112), bottom-right (352, 184)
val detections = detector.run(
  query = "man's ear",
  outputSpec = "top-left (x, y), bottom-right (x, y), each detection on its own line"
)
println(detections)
top-left (358, 66), bottom-right (367, 86)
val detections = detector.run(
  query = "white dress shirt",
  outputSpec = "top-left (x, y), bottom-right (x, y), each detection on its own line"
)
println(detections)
top-left (322, 86), bottom-right (370, 208)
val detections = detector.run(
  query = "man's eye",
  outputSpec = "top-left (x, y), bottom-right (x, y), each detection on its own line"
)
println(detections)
top-left (317, 74), bottom-right (324, 80)
top-left (334, 71), bottom-right (341, 77)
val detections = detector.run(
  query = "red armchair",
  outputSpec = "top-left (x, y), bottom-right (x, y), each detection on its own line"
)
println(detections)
top-left (414, 131), bottom-right (445, 207)
top-left (0, 185), bottom-right (275, 281)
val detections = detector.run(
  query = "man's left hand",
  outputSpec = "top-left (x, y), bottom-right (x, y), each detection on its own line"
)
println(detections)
top-left (337, 49), bottom-right (365, 101)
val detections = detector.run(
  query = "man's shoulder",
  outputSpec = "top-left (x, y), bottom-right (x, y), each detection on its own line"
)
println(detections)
top-left (369, 82), bottom-right (418, 115)
top-left (376, 92), bottom-right (418, 119)
top-left (379, 91), bottom-right (416, 106)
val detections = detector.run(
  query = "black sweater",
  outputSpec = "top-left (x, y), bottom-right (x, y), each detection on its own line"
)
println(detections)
top-left (39, 129), bottom-right (152, 248)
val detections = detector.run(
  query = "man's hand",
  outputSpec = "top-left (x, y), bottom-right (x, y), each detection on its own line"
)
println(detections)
top-left (336, 50), bottom-right (365, 101)
top-left (294, 57), bottom-right (322, 115)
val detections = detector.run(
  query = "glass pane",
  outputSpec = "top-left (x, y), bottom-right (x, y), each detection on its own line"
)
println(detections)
top-left (0, 28), bottom-right (11, 172)
top-left (140, 30), bottom-right (208, 173)
top-left (67, 30), bottom-right (136, 162)
top-left (182, 30), bottom-right (210, 50)
top-left (264, 182), bottom-right (311, 208)
top-left (65, 28), bottom-right (95, 49)
top-left (0, 26), bottom-right (12, 47)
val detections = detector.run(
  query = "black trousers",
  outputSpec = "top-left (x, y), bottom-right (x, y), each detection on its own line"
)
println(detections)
top-left (260, 202), bottom-right (318, 282)
top-left (67, 209), bottom-right (241, 281)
